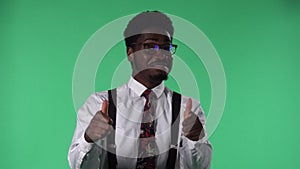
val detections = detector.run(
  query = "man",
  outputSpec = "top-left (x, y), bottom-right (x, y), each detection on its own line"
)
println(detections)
top-left (68, 11), bottom-right (212, 169)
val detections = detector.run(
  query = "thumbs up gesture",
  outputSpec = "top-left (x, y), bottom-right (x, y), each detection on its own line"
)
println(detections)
top-left (84, 100), bottom-right (112, 143)
top-left (182, 98), bottom-right (204, 141)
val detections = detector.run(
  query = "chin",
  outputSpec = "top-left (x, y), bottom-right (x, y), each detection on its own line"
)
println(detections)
top-left (149, 69), bottom-right (168, 81)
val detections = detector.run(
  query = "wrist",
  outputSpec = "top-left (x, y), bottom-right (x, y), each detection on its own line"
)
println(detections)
top-left (84, 132), bottom-right (94, 143)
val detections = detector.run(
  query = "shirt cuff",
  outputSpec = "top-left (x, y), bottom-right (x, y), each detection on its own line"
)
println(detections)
top-left (184, 136), bottom-right (207, 149)
top-left (78, 134), bottom-right (93, 153)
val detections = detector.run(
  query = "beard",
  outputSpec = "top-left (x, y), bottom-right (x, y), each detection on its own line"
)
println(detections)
top-left (148, 69), bottom-right (168, 82)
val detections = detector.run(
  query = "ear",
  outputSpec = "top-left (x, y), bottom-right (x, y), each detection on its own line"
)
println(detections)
top-left (127, 47), bottom-right (134, 62)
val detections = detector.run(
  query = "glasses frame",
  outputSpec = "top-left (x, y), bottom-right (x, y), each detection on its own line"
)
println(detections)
top-left (131, 42), bottom-right (178, 55)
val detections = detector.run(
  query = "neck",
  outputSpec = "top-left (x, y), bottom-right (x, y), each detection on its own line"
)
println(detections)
top-left (133, 74), bottom-right (162, 89)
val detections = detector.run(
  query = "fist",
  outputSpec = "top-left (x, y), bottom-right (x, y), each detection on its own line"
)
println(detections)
top-left (84, 100), bottom-right (112, 143)
top-left (182, 98), bottom-right (204, 141)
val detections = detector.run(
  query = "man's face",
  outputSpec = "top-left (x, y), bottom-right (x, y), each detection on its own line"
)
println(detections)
top-left (128, 32), bottom-right (174, 82)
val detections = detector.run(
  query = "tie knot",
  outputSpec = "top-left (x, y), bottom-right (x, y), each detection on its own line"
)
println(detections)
top-left (142, 89), bottom-right (152, 100)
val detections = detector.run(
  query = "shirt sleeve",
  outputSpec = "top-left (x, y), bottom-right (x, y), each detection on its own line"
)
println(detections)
top-left (68, 92), bottom-right (108, 169)
top-left (179, 97), bottom-right (212, 169)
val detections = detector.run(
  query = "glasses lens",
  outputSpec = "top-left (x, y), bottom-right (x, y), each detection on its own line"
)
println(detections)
top-left (142, 43), bottom-right (177, 55)
top-left (158, 44), bottom-right (175, 54)
top-left (143, 43), bottom-right (155, 50)
top-left (143, 43), bottom-right (158, 55)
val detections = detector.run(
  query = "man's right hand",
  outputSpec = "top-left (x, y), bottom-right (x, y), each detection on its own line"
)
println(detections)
top-left (84, 99), bottom-right (112, 143)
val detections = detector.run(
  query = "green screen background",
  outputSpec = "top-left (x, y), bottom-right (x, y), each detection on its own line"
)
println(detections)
top-left (1, 0), bottom-right (299, 168)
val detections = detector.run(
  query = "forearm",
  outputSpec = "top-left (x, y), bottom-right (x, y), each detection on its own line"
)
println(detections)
top-left (179, 98), bottom-right (212, 168)
top-left (80, 143), bottom-right (104, 169)
top-left (68, 93), bottom-right (107, 168)
top-left (68, 132), bottom-right (94, 169)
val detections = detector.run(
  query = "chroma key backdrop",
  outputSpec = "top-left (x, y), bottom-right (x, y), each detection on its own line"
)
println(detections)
top-left (1, 0), bottom-right (299, 169)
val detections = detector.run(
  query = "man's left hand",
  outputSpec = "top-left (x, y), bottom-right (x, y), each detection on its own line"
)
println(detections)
top-left (182, 98), bottom-right (204, 141)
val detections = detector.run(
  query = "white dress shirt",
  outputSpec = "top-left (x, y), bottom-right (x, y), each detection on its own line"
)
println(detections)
top-left (68, 77), bottom-right (212, 169)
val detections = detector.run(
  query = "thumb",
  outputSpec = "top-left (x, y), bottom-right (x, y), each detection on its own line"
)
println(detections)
top-left (101, 99), bottom-right (108, 115)
top-left (184, 98), bottom-right (192, 119)
top-left (101, 99), bottom-right (111, 124)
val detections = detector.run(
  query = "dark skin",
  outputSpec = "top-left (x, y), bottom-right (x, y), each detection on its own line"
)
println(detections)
top-left (85, 32), bottom-right (203, 143)
top-left (183, 98), bottom-right (204, 141)
top-left (127, 33), bottom-right (173, 88)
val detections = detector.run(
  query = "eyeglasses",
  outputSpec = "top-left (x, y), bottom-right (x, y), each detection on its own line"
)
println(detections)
top-left (131, 43), bottom-right (178, 55)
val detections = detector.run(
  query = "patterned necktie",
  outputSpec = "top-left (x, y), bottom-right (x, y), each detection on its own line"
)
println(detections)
top-left (136, 89), bottom-right (156, 169)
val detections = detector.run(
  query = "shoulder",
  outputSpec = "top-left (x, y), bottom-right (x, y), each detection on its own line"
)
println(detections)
top-left (85, 90), bottom-right (108, 105)
top-left (86, 84), bottom-right (128, 104)
top-left (93, 83), bottom-right (129, 103)
top-left (166, 87), bottom-right (204, 116)
top-left (77, 90), bottom-right (108, 116)
top-left (165, 87), bottom-right (201, 108)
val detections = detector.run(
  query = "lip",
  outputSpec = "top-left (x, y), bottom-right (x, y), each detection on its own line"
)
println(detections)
top-left (147, 62), bottom-right (170, 72)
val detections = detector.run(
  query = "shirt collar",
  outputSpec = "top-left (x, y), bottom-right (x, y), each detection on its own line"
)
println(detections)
top-left (128, 76), bottom-right (165, 98)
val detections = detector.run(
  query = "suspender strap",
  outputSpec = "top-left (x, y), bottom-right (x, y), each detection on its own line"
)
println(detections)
top-left (107, 89), bottom-right (117, 169)
top-left (108, 89), bottom-right (117, 129)
top-left (166, 91), bottom-right (181, 169)
top-left (106, 89), bottom-right (181, 169)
